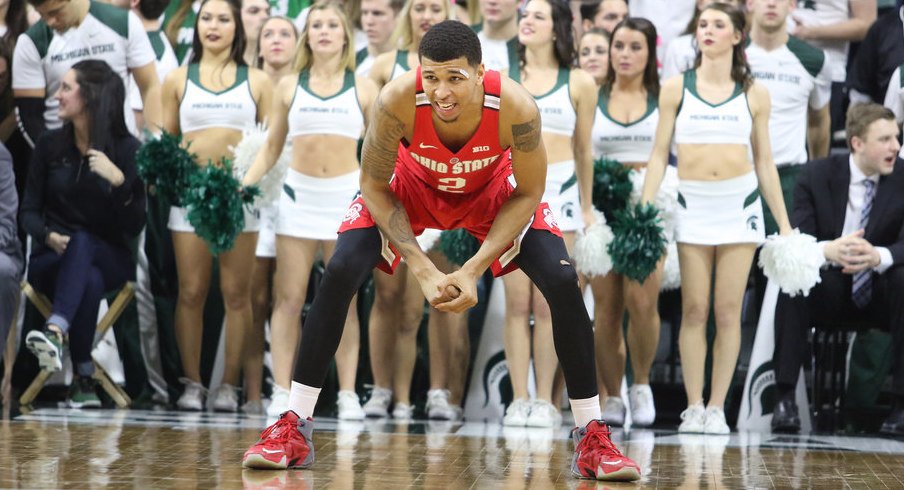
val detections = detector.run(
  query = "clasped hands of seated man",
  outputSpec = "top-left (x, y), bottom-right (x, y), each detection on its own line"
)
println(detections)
top-left (823, 229), bottom-right (881, 274)
top-left (45, 149), bottom-right (125, 256)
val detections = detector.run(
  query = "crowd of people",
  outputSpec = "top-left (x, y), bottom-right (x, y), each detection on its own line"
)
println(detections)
top-left (0, 0), bottom-right (902, 472)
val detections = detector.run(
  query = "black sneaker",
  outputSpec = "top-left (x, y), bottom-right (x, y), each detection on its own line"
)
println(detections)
top-left (25, 327), bottom-right (64, 371)
top-left (69, 376), bottom-right (101, 409)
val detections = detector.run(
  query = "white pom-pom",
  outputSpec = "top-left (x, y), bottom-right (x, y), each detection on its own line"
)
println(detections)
top-left (417, 228), bottom-right (441, 252)
top-left (230, 123), bottom-right (290, 207)
top-left (758, 230), bottom-right (825, 297)
top-left (574, 209), bottom-right (614, 277)
top-left (660, 241), bottom-right (681, 291)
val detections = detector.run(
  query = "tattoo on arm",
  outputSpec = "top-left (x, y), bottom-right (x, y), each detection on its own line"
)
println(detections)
top-left (512, 115), bottom-right (541, 152)
top-left (387, 200), bottom-right (417, 245)
top-left (362, 94), bottom-right (407, 181)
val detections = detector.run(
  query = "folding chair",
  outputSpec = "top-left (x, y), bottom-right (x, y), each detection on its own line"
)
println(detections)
top-left (18, 280), bottom-right (136, 409)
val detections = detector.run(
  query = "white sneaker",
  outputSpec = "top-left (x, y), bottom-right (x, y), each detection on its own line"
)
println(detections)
top-left (392, 402), bottom-right (414, 420)
top-left (503, 398), bottom-right (531, 426)
top-left (703, 406), bottom-right (730, 435)
top-left (337, 390), bottom-right (366, 420)
top-left (525, 399), bottom-right (562, 428)
top-left (426, 389), bottom-right (463, 421)
top-left (266, 384), bottom-right (290, 418)
top-left (629, 385), bottom-right (656, 427)
top-left (176, 378), bottom-right (205, 411)
top-left (678, 403), bottom-right (706, 433)
top-left (363, 386), bottom-right (392, 418)
top-left (601, 396), bottom-right (627, 427)
top-left (211, 383), bottom-right (239, 412)
top-left (241, 399), bottom-right (264, 415)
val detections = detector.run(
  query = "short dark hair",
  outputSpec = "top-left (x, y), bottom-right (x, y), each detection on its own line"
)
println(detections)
top-left (138, 0), bottom-right (172, 21)
top-left (579, 0), bottom-right (601, 22)
top-left (846, 103), bottom-right (896, 149)
top-left (419, 20), bottom-right (481, 68)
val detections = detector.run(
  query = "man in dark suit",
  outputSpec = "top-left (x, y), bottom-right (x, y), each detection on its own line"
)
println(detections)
top-left (772, 103), bottom-right (904, 436)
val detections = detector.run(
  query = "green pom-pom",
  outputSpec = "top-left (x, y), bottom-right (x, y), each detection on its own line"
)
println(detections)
top-left (136, 131), bottom-right (196, 206)
top-left (182, 157), bottom-right (260, 255)
top-left (592, 157), bottom-right (633, 222)
top-left (439, 229), bottom-right (480, 266)
top-left (608, 203), bottom-right (666, 283)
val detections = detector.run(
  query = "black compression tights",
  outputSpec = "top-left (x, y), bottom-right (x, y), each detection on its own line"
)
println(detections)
top-left (292, 227), bottom-right (599, 400)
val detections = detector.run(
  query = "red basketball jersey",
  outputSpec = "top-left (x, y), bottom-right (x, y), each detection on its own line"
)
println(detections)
top-left (396, 68), bottom-right (510, 194)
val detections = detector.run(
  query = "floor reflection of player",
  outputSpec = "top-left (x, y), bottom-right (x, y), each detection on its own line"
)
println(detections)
top-left (242, 21), bottom-right (640, 482)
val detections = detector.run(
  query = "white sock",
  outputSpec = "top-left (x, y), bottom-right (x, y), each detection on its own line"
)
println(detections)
top-left (570, 395), bottom-right (601, 428)
top-left (289, 382), bottom-right (322, 419)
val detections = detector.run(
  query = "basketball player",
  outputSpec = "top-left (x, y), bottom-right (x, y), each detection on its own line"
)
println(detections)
top-left (241, 20), bottom-right (641, 482)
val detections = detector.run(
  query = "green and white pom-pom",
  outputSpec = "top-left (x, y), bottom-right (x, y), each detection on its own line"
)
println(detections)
top-left (136, 131), bottom-right (195, 206)
top-left (659, 241), bottom-right (681, 291)
top-left (439, 229), bottom-right (480, 267)
top-left (183, 158), bottom-right (261, 255)
top-left (592, 157), bottom-right (633, 222)
top-left (609, 203), bottom-right (666, 283)
top-left (574, 209), bottom-right (614, 277)
top-left (629, 166), bottom-right (680, 242)
top-left (758, 230), bottom-right (825, 297)
top-left (230, 123), bottom-right (290, 207)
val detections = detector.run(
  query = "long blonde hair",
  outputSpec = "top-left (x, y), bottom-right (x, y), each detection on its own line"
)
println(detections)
top-left (391, 0), bottom-right (454, 51)
top-left (293, 2), bottom-right (356, 72)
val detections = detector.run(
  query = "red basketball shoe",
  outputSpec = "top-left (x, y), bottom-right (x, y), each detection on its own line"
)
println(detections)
top-left (571, 419), bottom-right (641, 481)
top-left (242, 411), bottom-right (315, 470)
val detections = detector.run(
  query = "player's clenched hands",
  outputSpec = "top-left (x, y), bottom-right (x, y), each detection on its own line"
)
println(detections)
top-left (433, 270), bottom-right (478, 313)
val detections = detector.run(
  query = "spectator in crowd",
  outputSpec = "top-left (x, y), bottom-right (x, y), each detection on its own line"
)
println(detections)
top-left (364, 0), bottom-right (464, 421)
top-left (163, 0), bottom-right (199, 64)
top-left (641, 3), bottom-right (791, 434)
top-left (789, 0), bottom-right (875, 143)
top-left (579, 0), bottom-right (628, 34)
top-left (473, 0), bottom-right (518, 71)
top-left (13, 0), bottom-right (161, 144)
top-left (21, 60), bottom-right (145, 408)
top-left (243, 15), bottom-right (297, 416)
top-left (770, 103), bottom-right (904, 438)
top-left (628, 0), bottom-right (696, 67)
top-left (240, 0), bottom-right (270, 65)
top-left (662, 0), bottom-right (743, 80)
top-left (578, 27), bottom-right (609, 86)
top-left (501, 0), bottom-right (596, 428)
top-left (746, 0), bottom-right (831, 235)
top-left (160, 0), bottom-right (272, 412)
top-left (369, 0), bottom-right (450, 86)
top-left (847, 4), bottom-right (904, 105)
top-left (0, 142), bottom-right (22, 407)
top-left (1, 0), bottom-right (29, 45)
top-left (355, 0), bottom-right (403, 77)
top-left (240, 2), bottom-right (377, 420)
top-left (590, 17), bottom-right (662, 429)
top-left (129, 0), bottom-right (179, 133)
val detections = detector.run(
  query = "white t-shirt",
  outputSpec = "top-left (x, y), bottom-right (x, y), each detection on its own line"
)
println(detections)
top-left (882, 63), bottom-right (904, 157)
top-left (661, 33), bottom-right (695, 80)
top-left (477, 31), bottom-right (516, 72)
top-left (131, 30), bottom-right (178, 112)
top-left (746, 37), bottom-right (832, 166)
top-left (628, 0), bottom-right (695, 67)
top-left (788, 0), bottom-right (850, 82)
top-left (12, 1), bottom-right (156, 134)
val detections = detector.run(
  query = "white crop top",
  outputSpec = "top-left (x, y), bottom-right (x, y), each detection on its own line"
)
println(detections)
top-left (287, 70), bottom-right (364, 140)
top-left (674, 69), bottom-right (752, 146)
top-left (179, 64), bottom-right (257, 133)
top-left (592, 91), bottom-right (658, 163)
top-left (510, 66), bottom-right (575, 136)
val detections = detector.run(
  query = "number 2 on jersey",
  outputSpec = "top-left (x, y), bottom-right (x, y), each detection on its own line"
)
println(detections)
top-left (438, 177), bottom-right (467, 193)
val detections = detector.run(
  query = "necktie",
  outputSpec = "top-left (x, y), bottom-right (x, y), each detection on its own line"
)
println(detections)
top-left (851, 179), bottom-right (876, 309)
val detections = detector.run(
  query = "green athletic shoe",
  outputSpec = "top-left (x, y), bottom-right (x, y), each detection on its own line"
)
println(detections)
top-left (69, 376), bottom-right (101, 409)
top-left (25, 328), bottom-right (64, 372)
